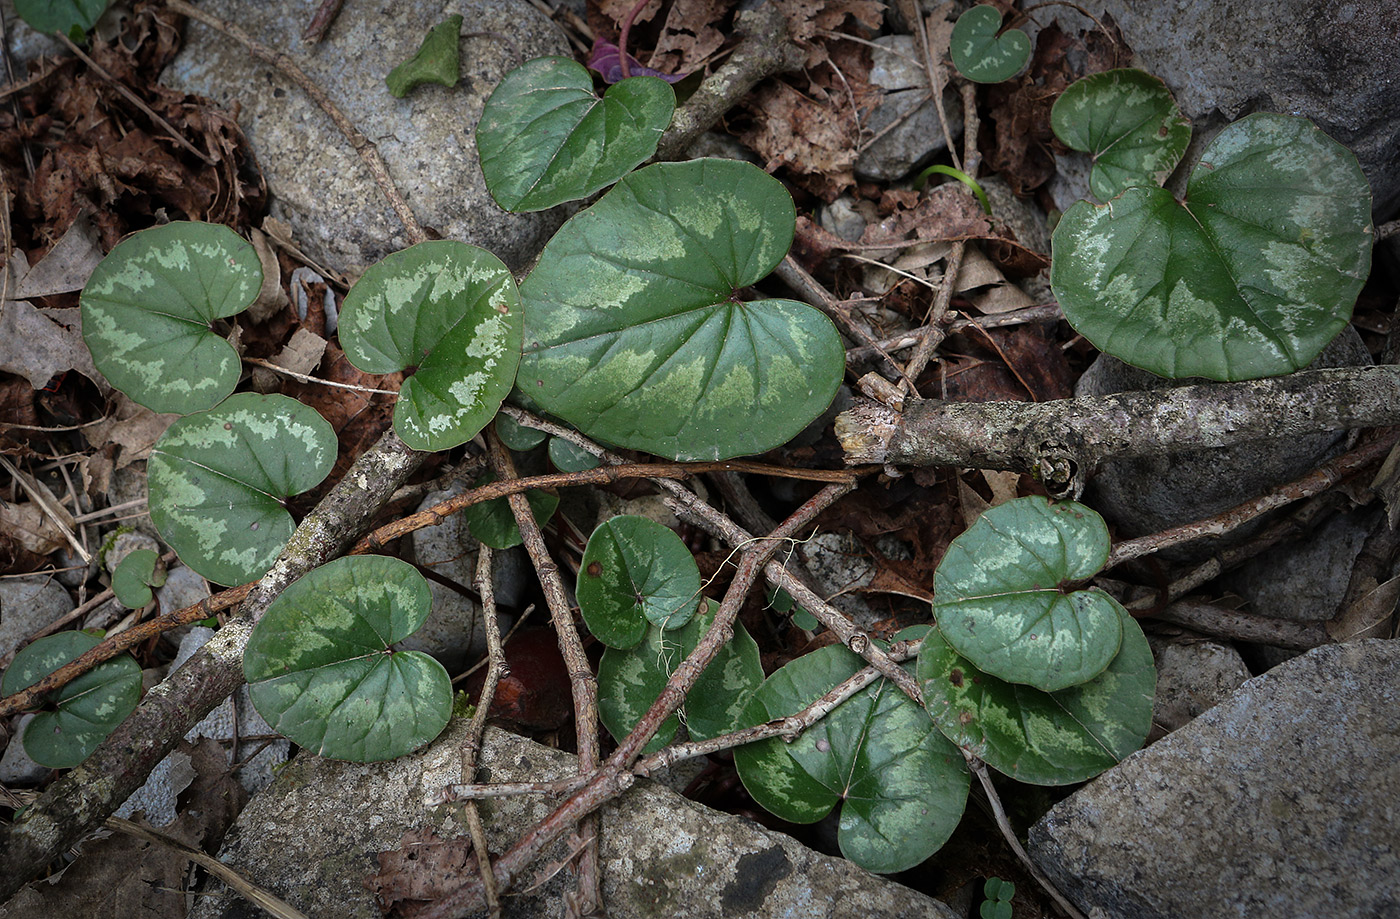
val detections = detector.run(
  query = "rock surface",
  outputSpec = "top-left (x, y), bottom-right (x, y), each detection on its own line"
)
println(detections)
top-left (190, 719), bottom-right (959, 919)
top-left (163, 0), bottom-right (571, 273)
top-left (1030, 639), bottom-right (1400, 919)
top-left (1060, 1), bottom-right (1400, 221)
top-left (0, 575), bottom-right (72, 661)
top-left (1146, 634), bottom-right (1250, 740)
top-left (855, 35), bottom-right (962, 183)
top-left (1076, 326), bottom-right (1371, 543)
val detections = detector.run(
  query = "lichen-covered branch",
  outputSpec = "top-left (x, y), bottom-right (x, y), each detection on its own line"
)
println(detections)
top-left (837, 365), bottom-right (1400, 494)
top-left (0, 431), bottom-right (424, 902)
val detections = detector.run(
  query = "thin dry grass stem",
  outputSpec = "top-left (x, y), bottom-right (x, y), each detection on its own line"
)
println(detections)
top-left (462, 545), bottom-right (503, 918)
top-left (242, 357), bottom-right (399, 395)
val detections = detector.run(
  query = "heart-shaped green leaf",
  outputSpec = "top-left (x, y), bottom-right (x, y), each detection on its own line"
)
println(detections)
top-left (112, 548), bottom-right (165, 610)
top-left (2, 631), bottom-right (141, 769)
top-left (339, 241), bottom-right (522, 451)
top-left (1050, 68), bottom-right (1192, 201)
top-left (15, 0), bottom-right (108, 39)
top-left (950, 5), bottom-right (1031, 84)
top-left (1051, 113), bottom-right (1373, 380)
top-left (734, 629), bottom-right (970, 874)
top-left (461, 473), bottom-right (558, 550)
top-left (519, 158), bottom-right (845, 461)
top-left (547, 436), bottom-right (601, 472)
top-left (935, 496), bottom-right (1123, 692)
top-left (80, 221), bottom-right (261, 414)
top-left (598, 599), bottom-right (762, 755)
top-left (494, 414), bottom-right (547, 451)
top-left (918, 610), bottom-right (1154, 785)
top-left (478, 56), bottom-right (674, 212)
top-left (578, 515), bottom-right (702, 649)
top-left (385, 14), bottom-right (461, 98)
top-left (148, 393), bottom-right (336, 587)
top-left (243, 555), bottom-right (452, 763)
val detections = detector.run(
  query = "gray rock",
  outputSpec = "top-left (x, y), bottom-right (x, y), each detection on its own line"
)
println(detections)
top-left (856, 35), bottom-right (962, 183)
top-left (1229, 507), bottom-right (1380, 624)
top-left (1030, 639), bottom-right (1400, 919)
top-left (153, 564), bottom-right (211, 616)
top-left (163, 0), bottom-right (571, 273)
top-left (1146, 634), bottom-right (1250, 739)
top-left (0, 715), bottom-right (49, 784)
top-left (190, 719), bottom-right (960, 919)
top-left (1064, 1), bottom-right (1400, 221)
top-left (1077, 325), bottom-right (1371, 543)
top-left (0, 575), bottom-right (73, 661)
top-left (819, 196), bottom-right (871, 243)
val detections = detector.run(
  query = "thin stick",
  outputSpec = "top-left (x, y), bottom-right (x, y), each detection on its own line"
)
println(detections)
top-left (166, 0), bottom-right (427, 245)
top-left (462, 545), bottom-right (503, 918)
top-left (301, 0), bottom-right (345, 44)
top-left (0, 454), bottom-right (90, 563)
top-left (845, 303), bottom-right (1063, 363)
top-left (899, 239), bottom-right (963, 392)
top-left (106, 816), bottom-right (310, 919)
top-left (1105, 431), bottom-right (1400, 569)
top-left (969, 759), bottom-right (1089, 919)
top-left (487, 432), bottom-right (603, 916)
top-left (55, 33), bottom-right (214, 165)
top-left (243, 357), bottom-right (399, 395)
top-left (72, 497), bottom-right (148, 524)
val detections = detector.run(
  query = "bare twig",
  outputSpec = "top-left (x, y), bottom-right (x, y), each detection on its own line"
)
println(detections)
top-left (165, 0), bottom-right (427, 245)
top-left (844, 303), bottom-right (1063, 364)
top-left (301, 0), bottom-right (345, 44)
top-left (899, 239), bottom-right (963, 392)
top-left (243, 357), bottom-right (399, 395)
top-left (1149, 600), bottom-right (1331, 650)
top-left (462, 545), bottom-right (503, 918)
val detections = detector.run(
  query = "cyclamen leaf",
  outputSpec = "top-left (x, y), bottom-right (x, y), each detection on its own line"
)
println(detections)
top-left (1050, 69), bottom-right (1191, 201)
top-left (519, 158), bottom-right (845, 461)
top-left (578, 515), bottom-right (701, 649)
top-left (81, 221), bottom-right (261, 414)
top-left (112, 548), bottom-right (165, 610)
top-left (478, 56), bottom-right (674, 212)
top-left (1, 631), bottom-right (141, 769)
top-left (734, 629), bottom-right (970, 874)
top-left (950, 5), bottom-right (1030, 84)
top-left (339, 241), bottom-right (521, 451)
top-left (935, 496), bottom-right (1123, 692)
top-left (1051, 113), bottom-right (1373, 380)
top-left (147, 393), bottom-right (335, 587)
top-left (15, 0), bottom-right (107, 39)
top-left (243, 555), bottom-right (451, 763)
top-left (918, 612), bottom-right (1155, 785)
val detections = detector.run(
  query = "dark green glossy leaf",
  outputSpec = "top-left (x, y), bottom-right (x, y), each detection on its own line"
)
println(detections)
top-left (579, 515), bottom-right (701, 649)
top-left (598, 599), bottom-right (762, 755)
top-left (339, 241), bottom-right (522, 451)
top-left (1050, 68), bottom-right (1191, 201)
top-left (1051, 113), bottom-right (1373, 380)
top-left (950, 5), bottom-right (1030, 84)
top-left (112, 548), bottom-right (164, 609)
top-left (478, 56), bottom-right (674, 212)
top-left (147, 393), bottom-right (335, 587)
top-left (243, 555), bottom-right (451, 762)
top-left (461, 473), bottom-right (558, 549)
top-left (547, 436), bottom-right (601, 472)
top-left (1, 631), bottom-right (141, 768)
top-left (734, 631), bottom-right (970, 874)
top-left (917, 610), bottom-right (1155, 785)
top-left (495, 413), bottom-right (547, 451)
top-left (385, 15), bottom-right (461, 97)
top-left (15, 0), bottom-right (107, 37)
top-left (935, 497), bottom-right (1123, 692)
top-left (519, 158), bottom-right (844, 460)
top-left (80, 221), bottom-right (261, 414)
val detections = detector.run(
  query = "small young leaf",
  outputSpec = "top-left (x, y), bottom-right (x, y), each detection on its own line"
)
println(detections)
top-left (984, 877), bottom-right (1016, 902)
top-left (147, 393), bottom-right (336, 587)
top-left (112, 548), bottom-right (165, 609)
top-left (950, 5), bottom-right (1031, 84)
top-left (243, 555), bottom-right (451, 762)
top-left (519, 158), bottom-right (845, 461)
top-left (80, 221), bottom-right (261, 414)
top-left (547, 436), bottom-right (601, 472)
top-left (578, 515), bottom-right (701, 648)
top-left (15, 0), bottom-right (108, 39)
top-left (385, 15), bottom-right (462, 98)
top-left (1, 631), bottom-right (141, 768)
top-left (734, 629), bottom-right (970, 874)
top-left (918, 611), bottom-right (1155, 785)
top-left (597, 599), bottom-right (762, 754)
top-left (461, 473), bottom-right (558, 550)
top-left (935, 496), bottom-right (1123, 692)
top-left (478, 56), bottom-right (674, 212)
top-left (339, 241), bottom-right (521, 451)
top-left (495, 413), bottom-right (547, 452)
top-left (981, 901), bottom-right (1013, 919)
top-left (1050, 69), bottom-right (1192, 201)
top-left (1051, 113), bottom-right (1373, 381)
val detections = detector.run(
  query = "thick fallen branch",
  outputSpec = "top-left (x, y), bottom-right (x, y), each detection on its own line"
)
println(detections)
top-left (0, 431), bottom-right (423, 902)
top-left (836, 364), bottom-right (1400, 494)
